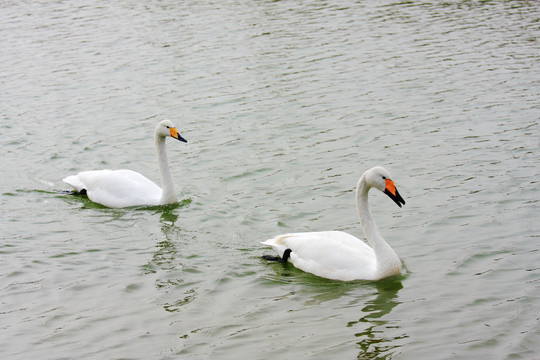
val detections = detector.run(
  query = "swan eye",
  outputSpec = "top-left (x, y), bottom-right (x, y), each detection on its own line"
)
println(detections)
top-left (382, 176), bottom-right (386, 180)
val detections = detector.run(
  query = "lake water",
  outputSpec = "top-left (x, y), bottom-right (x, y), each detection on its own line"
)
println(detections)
top-left (1, 0), bottom-right (539, 359)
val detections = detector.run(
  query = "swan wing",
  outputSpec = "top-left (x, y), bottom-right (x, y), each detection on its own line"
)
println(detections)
top-left (262, 231), bottom-right (377, 281)
top-left (63, 169), bottom-right (162, 208)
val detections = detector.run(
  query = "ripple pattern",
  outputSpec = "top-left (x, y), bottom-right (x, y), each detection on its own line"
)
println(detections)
top-left (1, 1), bottom-right (539, 359)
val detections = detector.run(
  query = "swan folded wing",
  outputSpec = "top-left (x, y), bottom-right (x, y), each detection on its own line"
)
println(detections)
top-left (65, 170), bottom-right (162, 208)
top-left (262, 231), bottom-right (377, 281)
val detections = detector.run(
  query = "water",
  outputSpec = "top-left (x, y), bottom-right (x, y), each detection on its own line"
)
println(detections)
top-left (1, 0), bottom-right (539, 359)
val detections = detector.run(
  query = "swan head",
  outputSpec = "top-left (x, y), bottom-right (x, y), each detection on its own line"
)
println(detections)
top-left (364, 166), bottom-right (405, 208)
top-left (155, 120), bottom-right (187, 143)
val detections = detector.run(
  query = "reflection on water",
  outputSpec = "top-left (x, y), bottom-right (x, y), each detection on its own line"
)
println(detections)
top-left (261, 261), bottom-right (407, 358)
top-left (145, 200), bottom-right (200, 312)
top-left (145, 203), bottom-right (184, 275)
top-left (350, 279), bottom-right (407, 359)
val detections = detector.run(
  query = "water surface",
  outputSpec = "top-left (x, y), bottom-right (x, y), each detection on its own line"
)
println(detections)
top-left (1, 1), bottom-right (539, 359)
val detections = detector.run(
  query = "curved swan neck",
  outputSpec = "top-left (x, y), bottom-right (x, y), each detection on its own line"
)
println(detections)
top-left (155, 134), bottom-right (178, 204)
top-left (356, 175), bottom-right (401, 278)
top-left (356, 177), bottom-right (382, 246)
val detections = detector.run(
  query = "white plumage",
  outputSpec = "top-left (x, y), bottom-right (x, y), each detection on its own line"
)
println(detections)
top-left (63, 120), bottom-right (186, 208)
top-left (262, 166), bottom-right (405, 281)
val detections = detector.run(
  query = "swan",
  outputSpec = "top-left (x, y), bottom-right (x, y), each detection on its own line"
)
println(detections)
top-left (261, 166), bottom-right (405, 281)
top-left (63, 120), bottom-right (187, 208)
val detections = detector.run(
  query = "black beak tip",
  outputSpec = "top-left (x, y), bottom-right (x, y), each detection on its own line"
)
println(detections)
top-left (396, 194), bottom-right (405, 208)
top-left (385, 189), bottom-right (405, 208)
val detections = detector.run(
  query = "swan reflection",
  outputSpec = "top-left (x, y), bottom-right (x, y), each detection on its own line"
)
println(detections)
top-left (350, 279), bottom-right (408, 359)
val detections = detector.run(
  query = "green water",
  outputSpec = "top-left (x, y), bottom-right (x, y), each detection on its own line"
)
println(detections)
top-left (1, 1), bottom-right (539, 359)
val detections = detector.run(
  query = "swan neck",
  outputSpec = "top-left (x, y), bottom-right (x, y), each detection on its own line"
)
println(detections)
top-left (356, 177), bottom-right (381, 244)
top-left (356, 176), bottom-right (401, 278)
top-left (155, 134), bottom-right (178, 204)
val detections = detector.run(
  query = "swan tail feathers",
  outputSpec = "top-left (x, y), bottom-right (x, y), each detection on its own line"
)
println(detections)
top-left (63, 175), bottom-right (85, 192)
top-left (261, 234), bottom-right (295, 257)
top-left (261, 235), bottom-right (296, 262)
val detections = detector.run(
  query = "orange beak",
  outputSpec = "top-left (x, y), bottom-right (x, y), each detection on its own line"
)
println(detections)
top-left (169, 127), bottom-right (187, 143)
top-left (384, 179), bottom-right (405, 207)
top-left (385, 179), bottom-right (397, 196)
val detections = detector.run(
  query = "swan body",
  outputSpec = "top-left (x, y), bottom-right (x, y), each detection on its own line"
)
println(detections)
top-left (63, 120), bottom-right (187, 208)
top-left (261, 166), bottom-right (405, 281)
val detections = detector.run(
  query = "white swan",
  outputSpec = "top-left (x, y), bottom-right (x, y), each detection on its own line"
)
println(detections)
top-left (63, 120), bottom-right (187, 208)
top-left (261, 166), bottom-right (405, 281)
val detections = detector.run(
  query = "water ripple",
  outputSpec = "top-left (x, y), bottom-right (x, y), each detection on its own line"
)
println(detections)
top-left (1, 0), bottom-right (539, 359)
